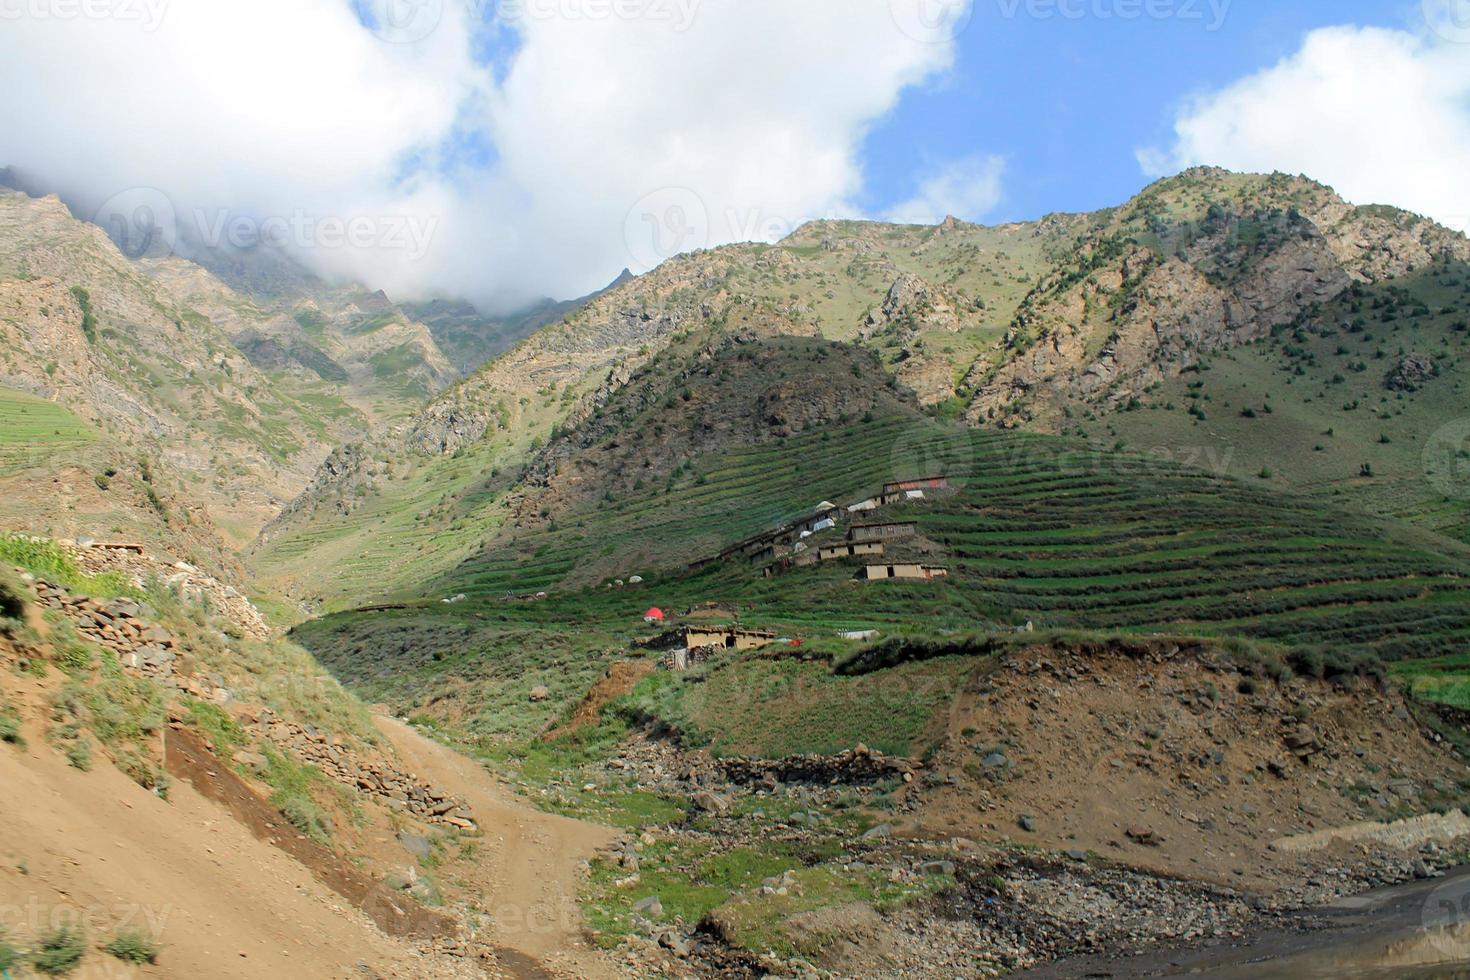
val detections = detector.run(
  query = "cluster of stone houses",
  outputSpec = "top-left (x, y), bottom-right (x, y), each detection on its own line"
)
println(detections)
top-left (647, 477), bottom-right (954, 672)
top-left (639, 625), bottom-right (781, 670)
top-left (692, 477), bottom-right (951, 578)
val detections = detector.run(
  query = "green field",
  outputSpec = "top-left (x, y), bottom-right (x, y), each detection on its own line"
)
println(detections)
top-left (295, 420), bottom-right (1470, 755)
top-left (0, 387), bottom-right (96, 474)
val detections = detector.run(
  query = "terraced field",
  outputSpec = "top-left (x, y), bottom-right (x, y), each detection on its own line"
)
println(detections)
top-left (0, 386), bottom-right (96, 474)
top-left (298, 423), bottom-right (1470, 746)
top-left (453, 426), bottom-right (1470, 656)
top-left (441, 413), bottom-right (935, 598)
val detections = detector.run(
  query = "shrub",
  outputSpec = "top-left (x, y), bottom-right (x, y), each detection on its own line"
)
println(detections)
top-left (0, 710), bottom-right (23, 747)
top-left (104, 930), bottom-right (159, 965)
top-left (64, 737), bottom-right (93, 771)
top-left (0, 927), bottom-right (17, 972)
top-left (69, 286), bottom-right (96, 344)
top-left (262, 747), bottom-right (332, 845)
top-left (32, 921), bottom-right (86, 975)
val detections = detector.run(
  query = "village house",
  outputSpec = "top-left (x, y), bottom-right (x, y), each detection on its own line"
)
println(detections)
top-left (766, 541), bottom-right (883, 577)
top-left (817, 542), bottom-right (885, 561)
top-left (859, 564), bottom-right (949, 582)
top-left (650, 625), bottom-right (780, 669)
top-left (883, 476), bottom-right (951, 496)
top-left (848, 522), bottom-right (918, 545)
top-left (691, 500), bottom-right (846, 570)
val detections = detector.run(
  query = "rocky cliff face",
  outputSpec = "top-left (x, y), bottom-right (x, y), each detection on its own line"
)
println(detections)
top-left (963, 170), bottom-right (1470, 428)
top-left (0, 191), bottom-right (355, 541)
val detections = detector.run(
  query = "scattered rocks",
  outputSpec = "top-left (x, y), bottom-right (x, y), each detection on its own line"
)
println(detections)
top-left (30, 579), bottom-right (178, 680)
top-left (718, 746), bottom-right (916, 787)
top-left (1126, 826), bottom-right (1163, 847)
top-left (238, 710), bottom-right (479, 832)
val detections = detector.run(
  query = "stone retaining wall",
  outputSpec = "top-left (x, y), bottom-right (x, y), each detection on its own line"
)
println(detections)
top-left (22, 570), bottom-right (477, 832)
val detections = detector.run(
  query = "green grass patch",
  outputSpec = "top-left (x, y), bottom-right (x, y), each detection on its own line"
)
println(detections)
top-left (0, 533), bottom-right (138, 599)
top-left (185, 699), bottom-right (245, 758)
top-left (31, 921), bottom-right (86, 976)
top-left (0, 387), bottom-right (96, 474)
top-left (103, 929), bottom-right (159, 965)
top-left (260, 745), bottom-right (333, 844)
top-left (621, 654), bottom-right (975, 758)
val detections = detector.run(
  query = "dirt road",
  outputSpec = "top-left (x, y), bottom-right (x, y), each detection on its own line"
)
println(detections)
top-left (374, 717), bottom-right (620, 979)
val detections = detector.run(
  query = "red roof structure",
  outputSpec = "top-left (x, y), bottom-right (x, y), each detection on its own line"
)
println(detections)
top-left (643, 607), bottom-right (665, 623)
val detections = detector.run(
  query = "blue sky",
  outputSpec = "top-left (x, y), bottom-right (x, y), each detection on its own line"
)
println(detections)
top-left (860, 0), bottom-right (1439, 221)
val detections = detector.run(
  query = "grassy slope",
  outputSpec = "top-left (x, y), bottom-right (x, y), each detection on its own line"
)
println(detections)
top-left (259, 171), bottom-right (1470, 616)
top-left (294, 420), bottom-right (1470, 753)
top-left (0, 388), bottom-right (96, 474)
top-left (1100, 262), bottom-right (1470, 543)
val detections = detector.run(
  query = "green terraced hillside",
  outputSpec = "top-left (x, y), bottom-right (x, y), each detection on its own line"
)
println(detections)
top-left (294, 423), bottom-right (1470, 745)
top-left (0, 387), bottom-right (96, 474)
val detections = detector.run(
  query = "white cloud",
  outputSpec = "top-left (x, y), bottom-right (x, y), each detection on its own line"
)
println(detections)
top-left (0, 0), bottom-right (969, 308)
top-left (882, 154), bottom-right (1005, 225)
top-left (1139, 25), bottom-right (1470, 234)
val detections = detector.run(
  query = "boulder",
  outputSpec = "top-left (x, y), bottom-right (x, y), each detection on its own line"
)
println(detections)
top-left (692, 790), bottom-right (730, 815)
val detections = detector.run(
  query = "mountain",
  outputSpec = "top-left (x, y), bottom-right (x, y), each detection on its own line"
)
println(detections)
top-left (257, 168), bottom-right (1470, 610)
top-left (0, 188), bottom-right (473, 581)
top-left (7, 166), bottom-right (1470, 979)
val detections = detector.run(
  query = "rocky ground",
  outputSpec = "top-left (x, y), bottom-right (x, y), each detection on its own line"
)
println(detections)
top-left (556, 643), bottom-right (1470, 978)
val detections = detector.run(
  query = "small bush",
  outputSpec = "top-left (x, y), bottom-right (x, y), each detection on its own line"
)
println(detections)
top-left (32, 921), bottom-right (86, 975)
top-left (0, 711), bottom-right (23, 747)
top-left (0, 928), bottom-right (17, 972)
top-left (104, 929), bottom-right (159, 965)
top-left (70, 286), bottom-right (97, 344)
top-left (186, 699), bottom-right (245, 757)
top-left (64, 737), bottom-right (93, 771)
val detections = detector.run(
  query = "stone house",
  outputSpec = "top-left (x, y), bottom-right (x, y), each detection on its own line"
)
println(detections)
top-left (848, 522), bottom-right (919, 544)
top-left (859, 564), bottom-right (949, 582)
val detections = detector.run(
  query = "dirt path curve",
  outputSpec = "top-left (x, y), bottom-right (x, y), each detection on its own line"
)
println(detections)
top-left (374, 717), bottom-right (620, 980)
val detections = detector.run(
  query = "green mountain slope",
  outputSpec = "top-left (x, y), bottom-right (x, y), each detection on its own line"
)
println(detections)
top-left (293, 419), bottom-right (1470, 742)
top-left (260, 168), bottom-right (1470, 611)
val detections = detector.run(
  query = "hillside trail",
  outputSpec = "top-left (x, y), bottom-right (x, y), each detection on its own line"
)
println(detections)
top-left (373, 716), bottom-right (620, 979)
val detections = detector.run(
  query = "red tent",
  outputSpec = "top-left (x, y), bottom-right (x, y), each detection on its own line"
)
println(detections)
top-left (643, 607), bottom-right (665, 624)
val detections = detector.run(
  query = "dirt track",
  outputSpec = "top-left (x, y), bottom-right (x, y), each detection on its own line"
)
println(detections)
top-left (375, 716), bottom-right (620, 979)
top-left (0, 663), bottom-right (620, 979)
